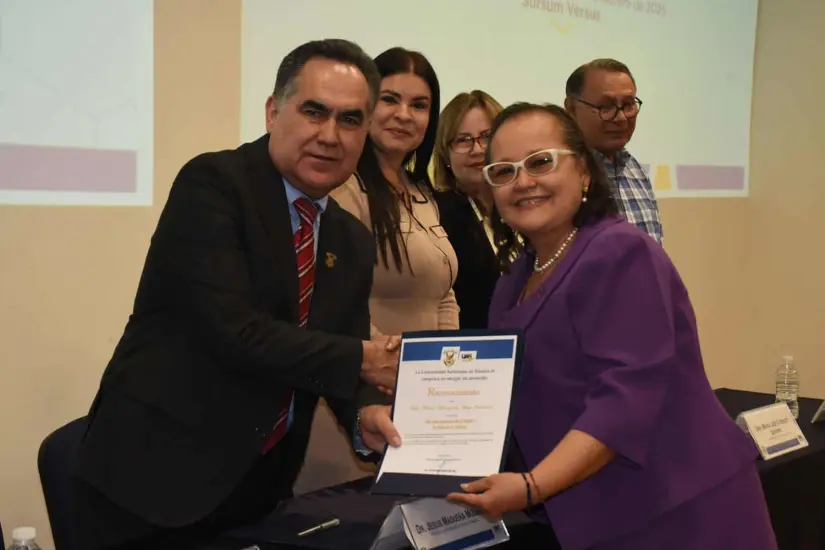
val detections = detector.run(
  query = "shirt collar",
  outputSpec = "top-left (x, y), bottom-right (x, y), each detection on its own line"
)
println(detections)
top-left (591, 147), bottom-right (630, 169)
top-left (282, 178), bottom-right (328, 214)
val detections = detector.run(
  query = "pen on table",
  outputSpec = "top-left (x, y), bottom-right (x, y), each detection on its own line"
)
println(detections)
top-left (297, 518), bottom-right (340, 537)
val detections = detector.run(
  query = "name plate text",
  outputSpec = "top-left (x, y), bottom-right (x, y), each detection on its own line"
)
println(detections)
top-left (736, 402), bottom-right (808, 460)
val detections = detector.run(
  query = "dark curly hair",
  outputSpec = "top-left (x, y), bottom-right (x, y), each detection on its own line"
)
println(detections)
top-left (487, 102), bottom-right (618, 271)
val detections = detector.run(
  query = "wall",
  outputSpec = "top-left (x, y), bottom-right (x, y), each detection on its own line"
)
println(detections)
top-left (744, 0), bottom-right (825, 396)
top-left (0, 2), bottom-right (242, 547)
top-left (0, 0), bottom-right (822, 547)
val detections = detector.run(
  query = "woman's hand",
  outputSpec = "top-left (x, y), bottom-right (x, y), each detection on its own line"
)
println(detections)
top-left (384, 335), bottom-right (402, 351)
top-left (446, 473), bottom-right (532, 521)
top-left (376, 335), bottom-right (401, 395)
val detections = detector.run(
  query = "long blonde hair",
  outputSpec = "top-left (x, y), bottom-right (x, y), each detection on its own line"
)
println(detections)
top-left (432, 90), bottom-right (504, 192)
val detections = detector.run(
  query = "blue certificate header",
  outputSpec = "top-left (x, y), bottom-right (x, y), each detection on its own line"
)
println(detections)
top-left (401, 339), bottom-right (516, 362)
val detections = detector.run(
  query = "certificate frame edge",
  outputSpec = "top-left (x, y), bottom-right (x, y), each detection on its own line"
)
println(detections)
top-left (370, 328), bottom-right (526, 497)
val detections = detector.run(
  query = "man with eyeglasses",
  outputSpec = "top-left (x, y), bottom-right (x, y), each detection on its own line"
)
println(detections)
top-left (564, 59), bottom-right (663, 243)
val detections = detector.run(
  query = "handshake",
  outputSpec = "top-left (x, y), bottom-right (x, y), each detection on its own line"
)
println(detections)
top-left (360, 334), bottom-right (401, 393)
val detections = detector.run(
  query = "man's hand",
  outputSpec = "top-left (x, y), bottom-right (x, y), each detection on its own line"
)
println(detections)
top-left (361, 338), bottom-right (399, 392)
top-left (359, 405), bottom-right (400, 453)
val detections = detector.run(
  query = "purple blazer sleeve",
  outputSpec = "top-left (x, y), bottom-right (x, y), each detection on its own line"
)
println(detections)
top-left (568, 230), bottom-right (676, 467)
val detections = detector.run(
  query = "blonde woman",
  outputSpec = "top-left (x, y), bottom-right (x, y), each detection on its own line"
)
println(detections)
top-left (432, 90), bottom-right (503, 329)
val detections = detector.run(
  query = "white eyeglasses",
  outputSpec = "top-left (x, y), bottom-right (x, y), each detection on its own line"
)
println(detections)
top-left (483, 148), bottom-right (575, 187)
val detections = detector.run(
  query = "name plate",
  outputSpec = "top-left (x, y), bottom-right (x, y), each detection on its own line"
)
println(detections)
top-left (736, 402), bottom-right (809, 460)
top-left (370, 498), bottom-right (509, 550)
top-left (401, 498), bottom-right (509, 550)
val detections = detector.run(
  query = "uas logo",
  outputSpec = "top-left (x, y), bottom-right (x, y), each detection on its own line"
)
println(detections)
top-left (441, 346), bottom-right (460, 367)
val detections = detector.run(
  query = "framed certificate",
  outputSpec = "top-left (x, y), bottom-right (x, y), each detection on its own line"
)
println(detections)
top-left (371, 329), bottom-right (524, 497)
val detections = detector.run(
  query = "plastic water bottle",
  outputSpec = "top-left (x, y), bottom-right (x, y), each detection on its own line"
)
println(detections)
top-left (775, 355), bottom-right (799, 419)
top-left (6, 527), bottom-right (41, 550)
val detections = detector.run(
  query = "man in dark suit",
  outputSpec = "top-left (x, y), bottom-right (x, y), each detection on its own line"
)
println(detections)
top-left (72, 39), bottom-right (401, 549)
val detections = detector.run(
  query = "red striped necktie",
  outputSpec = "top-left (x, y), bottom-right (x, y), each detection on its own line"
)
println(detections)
top-left (262, 197), bottom-right (319, 454)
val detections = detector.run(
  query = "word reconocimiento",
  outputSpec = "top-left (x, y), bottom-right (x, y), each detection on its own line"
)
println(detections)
top-left (427, 388), bottom-right (481, 397)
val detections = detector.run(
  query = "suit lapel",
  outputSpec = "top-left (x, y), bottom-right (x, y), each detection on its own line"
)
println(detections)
top-left (306, 206), bottom-right (344, 331)
top-left (246, 135), bottom-right (300, 322)
top-left (509, 218), bottom-right (618, 330)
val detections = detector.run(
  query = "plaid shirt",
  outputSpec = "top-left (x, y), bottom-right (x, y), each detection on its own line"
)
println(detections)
top-left (593, 148), bottom-right (664, 243)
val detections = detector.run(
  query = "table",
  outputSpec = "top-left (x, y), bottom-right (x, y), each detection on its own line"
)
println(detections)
top-left (715, 388), bottom-right (825, 549)
top-left (202, 477), bottom-right (555, 550)
top-left (206, 388), bottom-right (825, 550)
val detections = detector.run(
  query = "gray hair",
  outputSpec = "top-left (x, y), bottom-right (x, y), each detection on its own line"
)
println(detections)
top-left (272, 38), bottom-right (381, 109)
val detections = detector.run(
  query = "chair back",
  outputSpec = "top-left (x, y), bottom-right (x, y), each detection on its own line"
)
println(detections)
top-left (38, 417), bottom-right (89, 550)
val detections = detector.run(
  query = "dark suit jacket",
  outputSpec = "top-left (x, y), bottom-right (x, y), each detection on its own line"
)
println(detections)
top-left (432, 189), bottom-right (500, 329)
top-left (75, 135), bottom-right (377, 530)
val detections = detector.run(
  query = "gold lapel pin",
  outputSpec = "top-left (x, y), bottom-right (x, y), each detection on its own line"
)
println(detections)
top-left (325, 252), bottom-right (337, 268)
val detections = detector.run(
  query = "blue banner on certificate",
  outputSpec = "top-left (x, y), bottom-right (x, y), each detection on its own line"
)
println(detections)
top-left (371, 330), bottom-right (524, 497)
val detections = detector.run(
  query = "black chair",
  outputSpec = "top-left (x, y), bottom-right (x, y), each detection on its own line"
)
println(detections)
top-left (38, 417), bottom-right (88, 550)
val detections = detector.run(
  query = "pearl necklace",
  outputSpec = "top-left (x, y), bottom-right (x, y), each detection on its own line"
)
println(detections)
top-left (533, 228), bottom-right (578, 273)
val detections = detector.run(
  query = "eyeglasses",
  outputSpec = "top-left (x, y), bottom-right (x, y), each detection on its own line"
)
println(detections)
top-left (450, 132), bottom-right (490, 153)
top-left (572, 97), bottom-right (642, 121)
top-left (483, 149), bottom-right (575, 187)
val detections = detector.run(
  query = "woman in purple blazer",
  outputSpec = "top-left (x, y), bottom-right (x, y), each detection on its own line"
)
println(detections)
top-left (447, 103), bottom-right (777, 550)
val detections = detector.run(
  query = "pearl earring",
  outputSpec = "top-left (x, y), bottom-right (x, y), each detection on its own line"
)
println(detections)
top-left (582, 187), bottom-right (589, 203)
